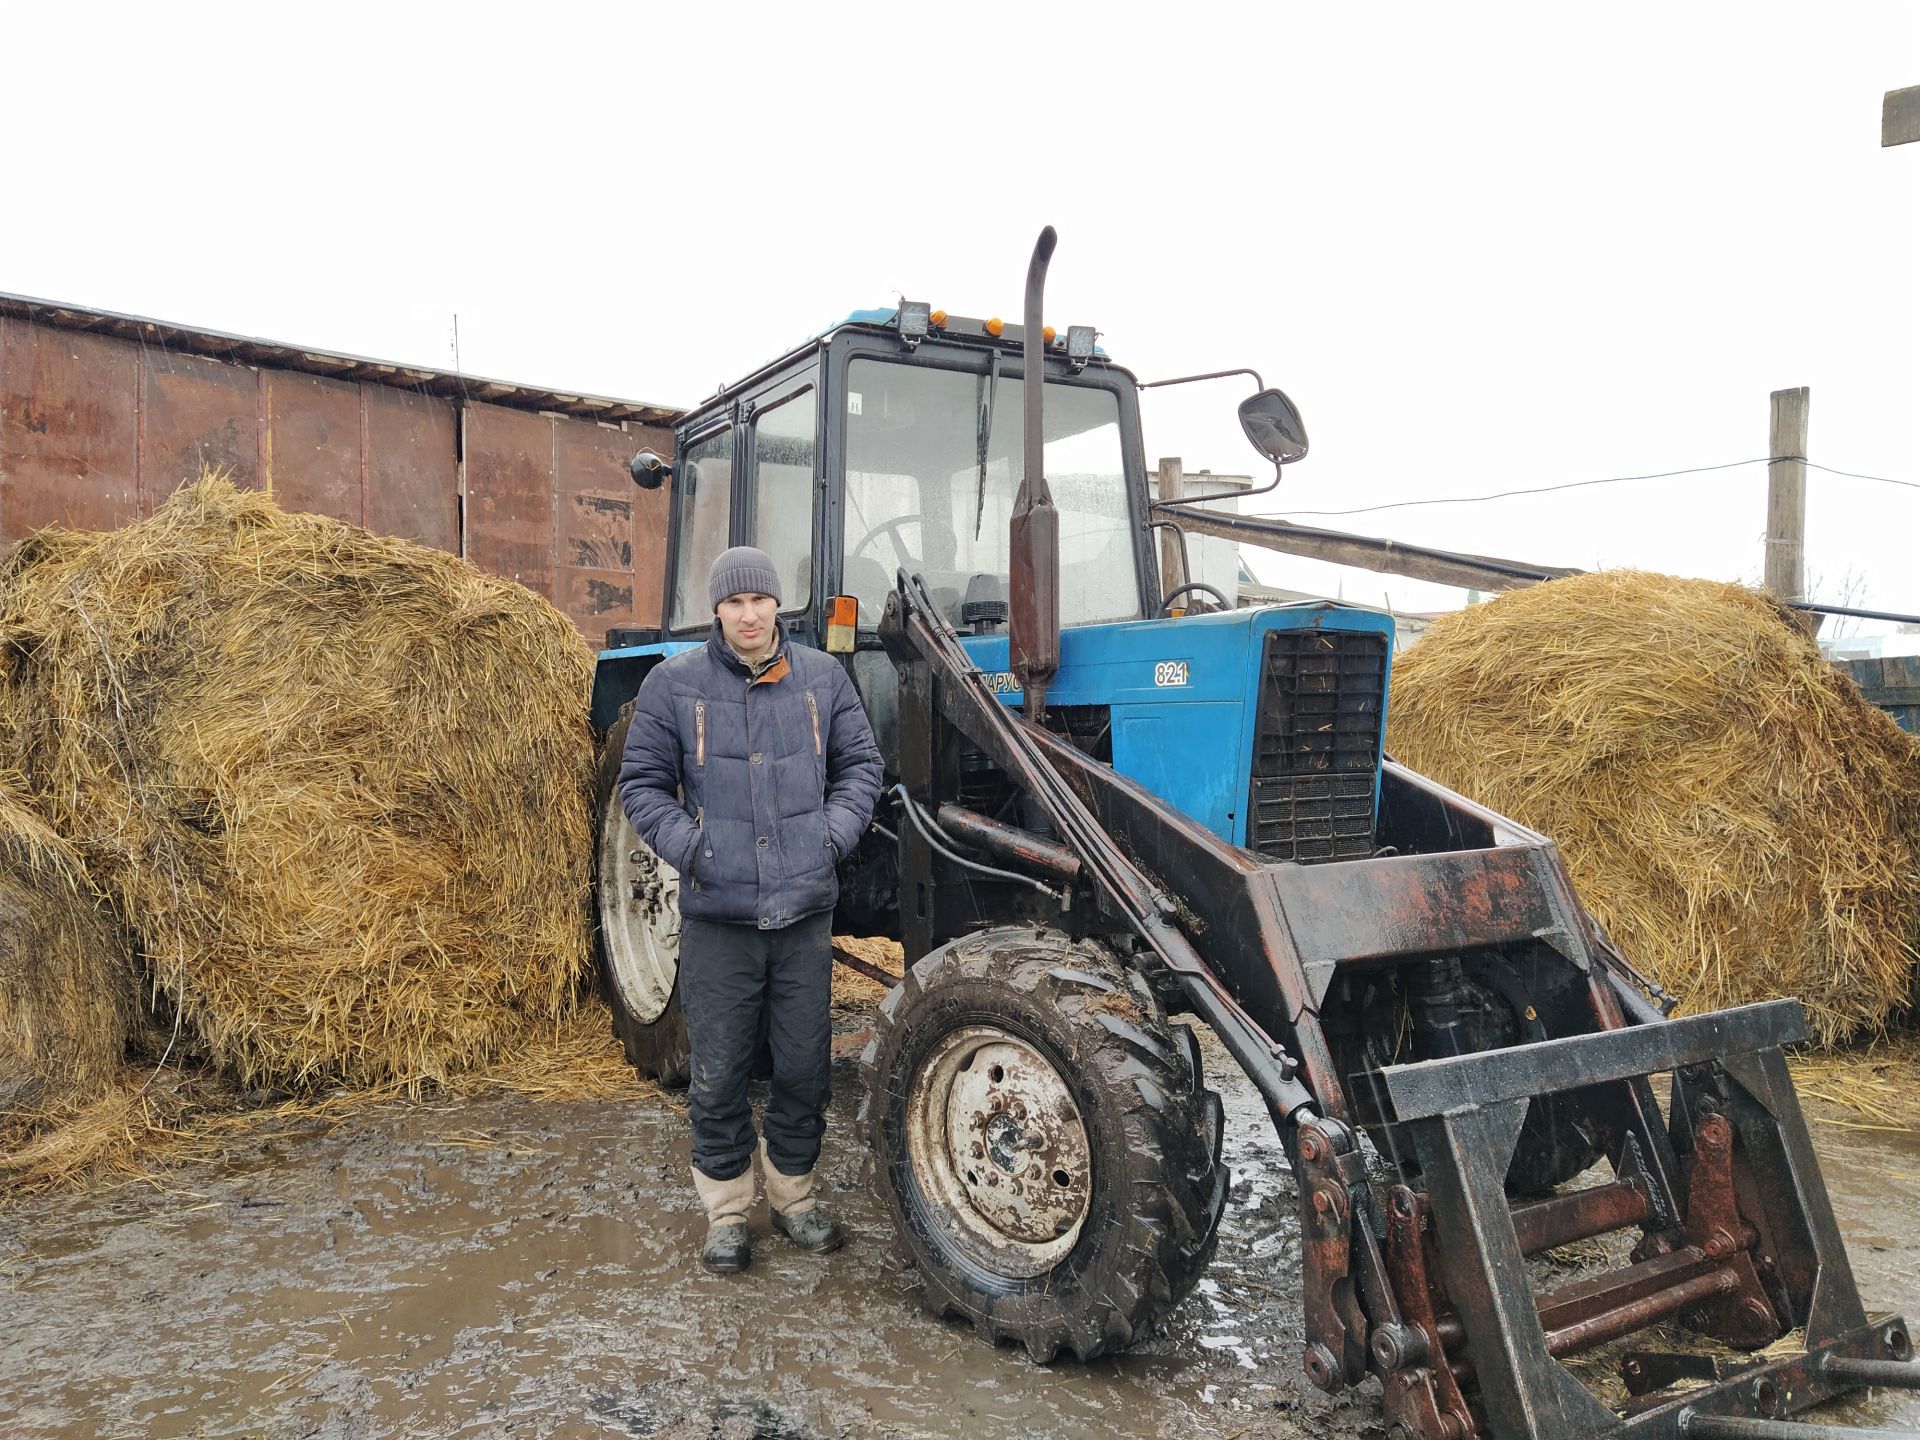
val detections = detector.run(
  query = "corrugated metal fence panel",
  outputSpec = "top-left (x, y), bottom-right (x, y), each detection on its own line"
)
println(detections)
top-left (0, 318), bottom-right (141, 533)
top-left (1836, 655), bottom-right (1920, 735)
top-left (464, 402), bottom-right (555, 596)
top-left (141, 345), bottom-right (261, 500)
top-left (364, 386), bottom-right (458, 552)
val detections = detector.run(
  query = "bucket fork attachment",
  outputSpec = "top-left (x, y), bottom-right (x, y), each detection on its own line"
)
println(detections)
top-left (1339, 998), bottom-right (1919, 1440)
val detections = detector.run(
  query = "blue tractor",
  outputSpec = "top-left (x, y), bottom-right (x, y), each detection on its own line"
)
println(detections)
top-left (589, 233), bottom-right (1915, 1440)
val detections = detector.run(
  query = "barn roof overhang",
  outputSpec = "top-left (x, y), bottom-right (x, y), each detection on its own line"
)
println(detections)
top-left (0, 292), bottom-right (685, 427)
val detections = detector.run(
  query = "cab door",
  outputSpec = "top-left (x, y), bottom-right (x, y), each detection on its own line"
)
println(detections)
top-left (662, 417), bottom-right (738, 637)
top-left (739, 370), bottom-right (821, 644)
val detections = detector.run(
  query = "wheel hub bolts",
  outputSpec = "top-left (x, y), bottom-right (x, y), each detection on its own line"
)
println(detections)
top-left (985, 1114), bottom-right (1024, 1172)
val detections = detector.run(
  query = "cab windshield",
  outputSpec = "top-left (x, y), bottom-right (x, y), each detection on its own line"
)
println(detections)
top-left (841, 358), bottom-right (1139, 628)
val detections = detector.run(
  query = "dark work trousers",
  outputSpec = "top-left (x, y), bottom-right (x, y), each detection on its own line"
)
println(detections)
top-left (677, 910), bottom-right (834, 1182)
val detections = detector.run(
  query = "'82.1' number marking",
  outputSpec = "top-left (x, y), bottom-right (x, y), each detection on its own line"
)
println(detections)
top-left (1153, 660), bottom-right (1190, 688)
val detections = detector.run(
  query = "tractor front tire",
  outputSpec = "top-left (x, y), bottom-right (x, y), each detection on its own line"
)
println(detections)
top-left (857, 927), bottom-right (1227, 1363)
top-left (593, 702), bottom-right (691, 1089)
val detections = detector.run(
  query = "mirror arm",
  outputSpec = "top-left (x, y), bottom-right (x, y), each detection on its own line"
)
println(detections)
top-left (1147, 459), bottom-right (1284, 514)
top-left (1137, 366), bottom-right (1266, 392)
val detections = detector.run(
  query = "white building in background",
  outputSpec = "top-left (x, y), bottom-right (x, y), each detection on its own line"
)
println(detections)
top-left (1145, 469), bottom-right (1255, 605)
top-left (1822, 631), bottom-right (1920, 662)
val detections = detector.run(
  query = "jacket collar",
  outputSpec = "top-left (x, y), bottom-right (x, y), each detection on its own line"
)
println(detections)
top-left (707, 617), bottom-right (790, 684)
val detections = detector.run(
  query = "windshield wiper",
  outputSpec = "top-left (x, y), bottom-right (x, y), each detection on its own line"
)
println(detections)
top-left (974, 351), bottom-right (999, 540)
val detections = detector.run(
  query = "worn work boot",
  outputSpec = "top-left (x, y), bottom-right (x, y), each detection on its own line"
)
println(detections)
top-left (760, 1139), bottom-right (844, 1254)
top-left (690, 1165), bottom-right (756, 1274)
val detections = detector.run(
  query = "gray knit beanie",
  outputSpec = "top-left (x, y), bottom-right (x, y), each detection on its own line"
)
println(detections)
top-left (708, 545), bottom-right (782, 609)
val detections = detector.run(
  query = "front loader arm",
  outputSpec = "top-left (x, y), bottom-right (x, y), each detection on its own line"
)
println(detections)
top-left (877, 571), bottom-right (1919, 1440)
top-left (877, 572), bottom-right (1316, 1123)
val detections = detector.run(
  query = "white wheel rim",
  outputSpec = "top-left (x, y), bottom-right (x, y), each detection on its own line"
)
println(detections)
top-left (905, 1024), bottom-right (1092, 1279)
top-left (595, 797), bottom-right (680, 1025)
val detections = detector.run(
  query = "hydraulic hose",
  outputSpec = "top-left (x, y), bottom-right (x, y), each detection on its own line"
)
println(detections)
top-left (889, 785), bottom-right (1062, 901)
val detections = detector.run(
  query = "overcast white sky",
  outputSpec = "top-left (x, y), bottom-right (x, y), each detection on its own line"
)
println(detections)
top-left (3, 0), bottom-right (1914, 625)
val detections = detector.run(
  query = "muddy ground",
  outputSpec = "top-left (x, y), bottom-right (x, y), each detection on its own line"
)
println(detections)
top-left (4, 1010), bottom-right (1919, 1440)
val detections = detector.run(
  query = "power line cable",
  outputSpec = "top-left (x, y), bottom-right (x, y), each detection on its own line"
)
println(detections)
top-left (1279, 456), bottom-right (1916, 518)
top-left (1803, 460), bottom-right (1920, 490)
top-left (1281, 459), bottom-right (1771, 516)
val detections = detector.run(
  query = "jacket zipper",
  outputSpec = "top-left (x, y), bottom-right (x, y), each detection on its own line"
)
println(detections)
top-left (805, 691), bottom-right (822, 756)
top-left (694, 699), bottom-right (706, 766)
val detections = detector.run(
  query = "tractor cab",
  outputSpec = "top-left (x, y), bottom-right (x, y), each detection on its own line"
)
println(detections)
top-left (609, 306), bottom-right (1158, 663)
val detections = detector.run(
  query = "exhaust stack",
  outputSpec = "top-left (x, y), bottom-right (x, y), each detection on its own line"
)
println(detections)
top-left (1009, 225), bottom-right (1060, 721)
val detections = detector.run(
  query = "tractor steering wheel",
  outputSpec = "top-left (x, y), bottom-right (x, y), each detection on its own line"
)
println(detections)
top-left (1157, 582), bottom-right (1232, 617)
top-left (847, 514), bottom-right (923, 573)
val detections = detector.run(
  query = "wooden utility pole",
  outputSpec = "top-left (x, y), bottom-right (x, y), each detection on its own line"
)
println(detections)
top-left (1766, 387), bottom-right (1809, 603)
top-left (1155, 456), bottom-right (1187, 599)
top-left (1885, 85), bottom-right (1920, 147)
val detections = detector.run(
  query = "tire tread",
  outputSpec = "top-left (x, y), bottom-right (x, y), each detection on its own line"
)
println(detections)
top-left (592, 701), bottom-right (691, 1089)
top-left (858, 926), bottom-right (1228, 1364)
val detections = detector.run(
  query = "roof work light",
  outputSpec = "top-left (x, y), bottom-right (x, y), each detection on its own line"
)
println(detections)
top-left (1065, 325), bottom-right (1096, 370)
top-left (898, 301), bottom-right (932, 348)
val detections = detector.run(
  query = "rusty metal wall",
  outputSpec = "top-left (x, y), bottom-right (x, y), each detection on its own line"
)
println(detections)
top-left (264, 370), bottom-right (363, 526)
top-left (556, 420), bottom-right (656, 627)
top-left (0, 315), bottom-right (672, 643)
top-left (465, 404), bottom-right (555, 597)
top-left (0, 319), bottom-right (142, 533)
top-left (366, 386), bottom-right (458, 552)
top-left (143, 344), bottom-right (262, 498)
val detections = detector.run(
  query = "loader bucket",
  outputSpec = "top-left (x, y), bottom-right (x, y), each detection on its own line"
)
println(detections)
top-left (1338, 997), bottom-right (1920, 1440)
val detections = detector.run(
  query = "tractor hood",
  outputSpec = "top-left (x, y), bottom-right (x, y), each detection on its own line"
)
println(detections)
top-left (959, 602), bottom-right (1397, 851)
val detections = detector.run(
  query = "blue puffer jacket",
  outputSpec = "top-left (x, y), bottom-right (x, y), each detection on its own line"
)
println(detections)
top-left (618, 623), bottom-right (885, 929)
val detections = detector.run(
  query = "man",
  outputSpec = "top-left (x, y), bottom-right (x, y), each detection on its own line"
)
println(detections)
top-left (618, 546), bottom-right (884, 1274)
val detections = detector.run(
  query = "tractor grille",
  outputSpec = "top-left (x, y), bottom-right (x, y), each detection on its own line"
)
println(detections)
top-left (1247, 628), bottom-right (1387, 862)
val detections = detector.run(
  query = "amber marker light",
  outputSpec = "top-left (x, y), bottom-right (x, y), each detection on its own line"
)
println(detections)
top-left (826, 595), bottom-right (860, 653)
top-left (1042, 325), bottom-right (1056, 343)
top-left (984, 316), bottom-right (1005, 337)
top-left (929, 308), bottom-right (948, 328)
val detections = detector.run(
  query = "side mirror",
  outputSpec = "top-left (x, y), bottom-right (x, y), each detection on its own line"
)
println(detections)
top-left (629, 449), bottom-right (669, 489)
top-left (1238, 389), bottom-right (1309, 466)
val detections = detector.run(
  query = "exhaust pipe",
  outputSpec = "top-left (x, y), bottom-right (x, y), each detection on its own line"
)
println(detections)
top-left (1009, 225), bottom-right (1060, 721)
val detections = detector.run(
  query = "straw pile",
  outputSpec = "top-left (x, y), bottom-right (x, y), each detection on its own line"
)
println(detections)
top-left (1386, 571), bottom-right (1920, 1047)
top-left (0, 474), bottom-right (597, 1093)
top-left (831, 934), bottom-right (904, 1008)
top-left (1789, 1028), bottom-right (1920, 1132)
top-left (0, 1006), bottom-right (667, 1195)
top-left (0, 777), bottom-right (133, 1137)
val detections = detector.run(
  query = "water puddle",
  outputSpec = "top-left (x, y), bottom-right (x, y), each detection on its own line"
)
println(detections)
top-left (3, 1032), bottom-right (1916, 1438)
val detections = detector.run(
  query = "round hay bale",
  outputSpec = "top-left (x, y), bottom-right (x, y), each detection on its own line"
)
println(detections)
top-left (1386, 570), bottom-right (1920, 1047)
top-left (0, 474), bottom-right (596, 1090)
top-left (0, 776), bottom-right (132, 1133)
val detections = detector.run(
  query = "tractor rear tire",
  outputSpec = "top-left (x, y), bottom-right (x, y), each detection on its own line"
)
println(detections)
top-left (857, 927), bottom-right (1227, 1363)
top-left (593, 702), bottom-right (691, 1089)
